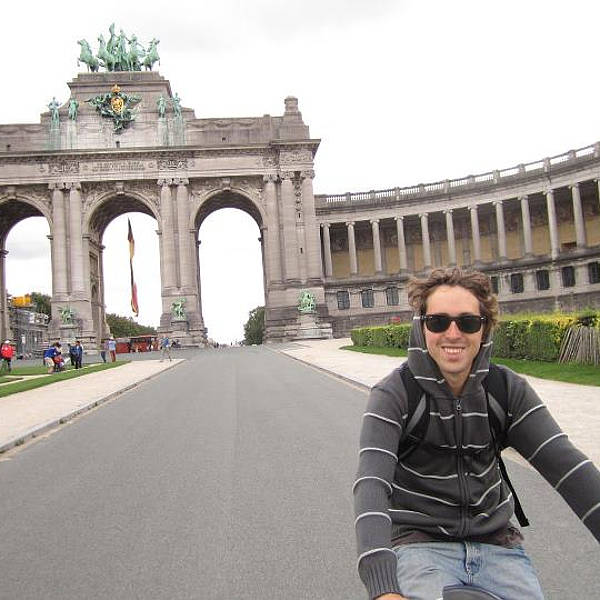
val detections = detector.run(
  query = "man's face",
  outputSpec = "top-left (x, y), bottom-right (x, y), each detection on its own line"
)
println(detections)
top-left (423, 285), bottom-right (484, 386)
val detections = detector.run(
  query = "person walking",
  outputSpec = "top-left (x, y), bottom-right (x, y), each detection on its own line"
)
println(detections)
top-left (1, 339), bottom-right (14, 373)
top-left (353, 267), bottom-right (600, 600)
top-left (159, 336), bottom-right (172, 362)
top-left (73, 340), bottom-right (83, 369)
top-left (107, 337), bottom-right (117, 362)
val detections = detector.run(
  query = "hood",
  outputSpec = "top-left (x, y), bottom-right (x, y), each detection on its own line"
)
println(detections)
top-left (406, 314), bottom-right (493, 398)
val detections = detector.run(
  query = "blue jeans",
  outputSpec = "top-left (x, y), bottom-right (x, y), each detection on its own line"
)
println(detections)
top-left (394, 541), bottom-right (544, 600)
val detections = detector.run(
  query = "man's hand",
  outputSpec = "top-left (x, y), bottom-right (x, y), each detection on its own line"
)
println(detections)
top-left (377, 594), bottom-right (407, 599)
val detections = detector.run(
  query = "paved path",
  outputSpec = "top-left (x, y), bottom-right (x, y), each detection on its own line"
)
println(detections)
top-left (0, 359), bottom-right (182, 453)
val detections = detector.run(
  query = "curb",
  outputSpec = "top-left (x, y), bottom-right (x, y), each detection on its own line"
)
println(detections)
top-left (0, 360), bottom-right (183, 454)
top-left (269, 345), bottom-right (371, 392)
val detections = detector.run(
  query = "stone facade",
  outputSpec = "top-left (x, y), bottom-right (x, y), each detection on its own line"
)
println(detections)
top-left (0, 72), bottom-right (332, 347)
top-left (316, 151), bottom-right (600, 336)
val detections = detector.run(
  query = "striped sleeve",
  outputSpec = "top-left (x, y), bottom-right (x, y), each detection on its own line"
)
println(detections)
top-left (353, 370), bottom-right (407, 599)
top-left (504, 368), bottom-right (600, 542)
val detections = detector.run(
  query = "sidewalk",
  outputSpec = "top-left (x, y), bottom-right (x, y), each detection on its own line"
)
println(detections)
top-left (0, 360), bottom-right (182, 453)
top-left (277, 338), bottom-right (600, 466)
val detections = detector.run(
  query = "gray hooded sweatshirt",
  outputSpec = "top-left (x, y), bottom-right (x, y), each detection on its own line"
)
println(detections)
top-left (353, 317), bottom-right (600, 599)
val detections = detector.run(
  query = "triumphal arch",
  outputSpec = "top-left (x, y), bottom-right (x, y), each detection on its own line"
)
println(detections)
top-left (0, 28), bottom-right (333, 347)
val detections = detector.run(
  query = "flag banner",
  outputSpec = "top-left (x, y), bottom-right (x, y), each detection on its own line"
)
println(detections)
top-left (128, 219), bottom-right (139, 316)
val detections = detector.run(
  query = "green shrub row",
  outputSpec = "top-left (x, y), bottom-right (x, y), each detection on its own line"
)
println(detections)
top-left (350, 311), bottom-right (600, 362)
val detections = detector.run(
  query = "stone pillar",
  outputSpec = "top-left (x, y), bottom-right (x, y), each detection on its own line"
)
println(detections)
top-left (371, 219), bottom-right (383, 273)
top-left (321, 223), bottom-right (333, 278)
top-left (494, 200), bottom-right (507, 260)
top-left (395, 216), bottom-right (408, 272)
top-left (176, 178), bottom-right (194, 290)
top-left (50, 183), bottom-right (68, 298)
top-left (545, 189), bottom-right (560, 259)
top-left (469, 205), bottom-right (482, 264)
top-left (520, 195), bottom-right (533, 257)
top-left (347, 221), bottom-right (358, 276)
top-left (263, 174), bottom-right (282, 284)
top-left (68, 182), bottom-right (85, 296)
top-left (0, 247), bottom-right (9, 342)
top-left (280, 171), bottom-right (300, 282)
top-left (444, 209), bottom-right (456, 266)
top-left (159, 179), bottom-right (177, 289)
top-left (571, 182), bottom-right (587, 248)
top-left (300, 170), bottom-right (322, 282)
top-left (420, 213), bottom-right (431, 270)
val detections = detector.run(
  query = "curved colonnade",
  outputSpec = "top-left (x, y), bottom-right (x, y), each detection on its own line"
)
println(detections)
top-left (316, 143), bottom-right (600, 336)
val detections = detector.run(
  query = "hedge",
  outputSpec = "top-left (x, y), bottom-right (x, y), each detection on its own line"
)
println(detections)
top-left (350, 311), bottom-right (599, 362)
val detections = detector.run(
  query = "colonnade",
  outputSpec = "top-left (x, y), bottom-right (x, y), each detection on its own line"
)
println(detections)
top-left (320, 180), bottom-right (595, 278)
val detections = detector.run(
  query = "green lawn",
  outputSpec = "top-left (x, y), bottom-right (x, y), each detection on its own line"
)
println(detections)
top-left (0, 376), bottom-right (22, 384)
top-left (342, 346), bottom-right (600, 386)
top-left (0, 361), bottom-right (129, 397)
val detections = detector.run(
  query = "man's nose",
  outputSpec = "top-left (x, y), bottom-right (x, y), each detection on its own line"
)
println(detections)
top-left (445, 320), bottom-right (462, 337)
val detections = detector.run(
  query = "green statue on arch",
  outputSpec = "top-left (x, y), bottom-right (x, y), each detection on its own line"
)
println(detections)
top-left (76, 25), bottom-right (160, 72)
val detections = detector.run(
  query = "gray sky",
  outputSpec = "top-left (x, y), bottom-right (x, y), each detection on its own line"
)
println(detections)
top-left (3, 1), bottom-right (600, 342)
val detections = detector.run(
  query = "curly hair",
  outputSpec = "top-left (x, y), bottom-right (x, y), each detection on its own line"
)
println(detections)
top-left (407, 267), bottom-right (499, 337)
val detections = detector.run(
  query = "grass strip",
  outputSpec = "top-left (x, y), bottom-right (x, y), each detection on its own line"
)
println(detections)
top-left (0, 376), bottom-right (23, 384)
top-left (0, 361), bottom-right (129, 398)
top-left (342, 346), bottom-right (599, 386)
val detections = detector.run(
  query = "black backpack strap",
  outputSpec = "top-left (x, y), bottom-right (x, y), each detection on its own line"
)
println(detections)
top-left (398, 363), bottom-right (430, 460)
top-left (483, 364), bottom-right (530, 527)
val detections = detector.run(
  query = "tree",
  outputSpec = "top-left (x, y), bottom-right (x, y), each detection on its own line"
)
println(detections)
top-left (243, 306), bottom-right (265, 345)
top-left (30, 291), bottom-right (51, 316)
top-left (106, 313), bottom-right (156, 338)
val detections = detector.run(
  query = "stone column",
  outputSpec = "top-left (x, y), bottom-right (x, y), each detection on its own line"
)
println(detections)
top-left (520, 195), bottom-right (533, 257)
top-left (571, 182), bottom-right (587, 248)
top-left (371, 219), bottom-right (383, 273)
top-left (494, 200), bottom-right (507, 260)
top-left (50, 183), bottom-right (68, 298)
top-left (469, 206), bottom-right (482, 264)
top-left (347, 221), bottom-right (358, 276)
top-left (159, 179), bottom-right (177, 289)
top-left (176, 178), bottom-right (194, 290)
top-left (545, 189), bottom-right (560, 259)
top-left (280, 171), bottom-right (300, 282)
top-left (444, 209), bottom-right (457, 266)
top-left (263, 174), bottom-right (282, 283)
top-left (394, 216), bottom-right (407, 272)
top-left (300, 170), bottom-right (322, 282)
top-left (321, 223), bottom-right (333, 278)
top-left (68, 182), bottom-right (85, 297)
top-left (420, 213), bottom-right (431, 269)
top-left (0, 247), bottom-right (8, 342)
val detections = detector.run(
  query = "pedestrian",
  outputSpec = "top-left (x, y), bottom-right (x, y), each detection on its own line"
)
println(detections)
top-left (159, 335), bottom-right (171, 362)
top-left (73, 340), bottom-right (83, 369)
top-left (1, 339), bottom-right (14, 373)
top-left (100, 339), bottom-right (107, 363)
top-left (43, 342), bottom-right (60, 374)
top-left (353, 267), bottom-right (600, 600)
top-left (107, 337), bottom-right (117, 362)
top-left (68, 343), bottom-right (77, 368)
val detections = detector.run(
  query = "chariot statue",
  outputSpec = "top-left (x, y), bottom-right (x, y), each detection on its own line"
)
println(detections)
top-left (171, 298), bottom-right (186, 320)
top-left (298, 290), bottom-right (316, 314)
top-left (59, 306), bottom-right (75, 325)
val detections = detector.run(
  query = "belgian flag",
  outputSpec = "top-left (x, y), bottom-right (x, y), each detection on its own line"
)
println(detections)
top-left (128, 219), bottom-right (139, 316)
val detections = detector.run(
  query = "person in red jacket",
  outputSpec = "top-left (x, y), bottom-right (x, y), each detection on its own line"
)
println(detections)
top-left (1, 339), bottom-right (14, 373)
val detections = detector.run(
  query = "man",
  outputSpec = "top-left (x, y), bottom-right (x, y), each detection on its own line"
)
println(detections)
top-left (43, 342), bottom-right (63, 374)
top-left (1, 339), bottom-right (14, 373)
top-left (354, 268), bottom-right (600, 600)
top-left (72, 340), bottom-right (83, 369)
top-left (159, 336), bottom-right (171, 362)
top-left (107, 337), bottom-right (117, 362)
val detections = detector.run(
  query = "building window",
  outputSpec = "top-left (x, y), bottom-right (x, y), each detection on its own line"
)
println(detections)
top-left (336, 290), bottom-right (350, 310)
top-left (561, 266), bottom-right (576, 288)
top-left (536, 270), bottom-right (550, 291)
top-left (510, 273), bottom-right (524, 294)
top-left (589, 262), bottom-right (600, 284)
top-left (490, 276), bottom-right (499, 295)
top-left (385, 286), bottom-right (399, 306)
top-left (361, 289), bottom-right (375, 308)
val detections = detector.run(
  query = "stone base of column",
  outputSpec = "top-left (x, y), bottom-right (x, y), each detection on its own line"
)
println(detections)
top-left (158, 311), bottom-right (207, 347)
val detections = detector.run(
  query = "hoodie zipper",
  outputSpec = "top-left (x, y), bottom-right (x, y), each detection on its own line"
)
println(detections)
top-left (455, 396), bottom-right (468, 538)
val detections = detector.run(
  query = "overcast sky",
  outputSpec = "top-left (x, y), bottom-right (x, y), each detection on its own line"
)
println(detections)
top-left (3, 1), bottom-right (600, 343)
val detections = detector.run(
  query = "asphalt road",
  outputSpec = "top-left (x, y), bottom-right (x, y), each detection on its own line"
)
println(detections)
top-left (0, 347), bottom-right (598, 599)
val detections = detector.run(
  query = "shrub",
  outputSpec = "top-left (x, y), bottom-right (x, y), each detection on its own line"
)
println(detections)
top-left (370, 326), bottom-right (389, 348)
top-left (388, 324), bottom-right (411, 349)
top-left (351, 327), bottom-right (371, 346)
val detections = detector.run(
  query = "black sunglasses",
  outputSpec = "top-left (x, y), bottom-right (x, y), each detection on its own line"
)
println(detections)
top-left (421, 313), bottom-right (487, 334)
